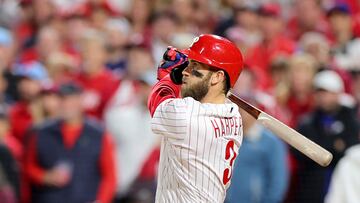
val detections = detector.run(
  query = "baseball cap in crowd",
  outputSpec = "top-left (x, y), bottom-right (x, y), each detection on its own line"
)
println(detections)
top-left (58, 83), bottom-right (83, 96)
top-left (0, 27), bottom-right (13, 47)
top-left (257, 3), bottom-right (281, 17)
top-left (13, 61), bottom-right (49, 82)
top-left (313, 70), bottom-right (344, 93)
top-left (327, 4), bottom-right (350, 17)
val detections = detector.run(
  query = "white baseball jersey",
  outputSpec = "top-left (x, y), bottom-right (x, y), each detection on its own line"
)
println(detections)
top-left (151, 97), bottom-right (243, 203)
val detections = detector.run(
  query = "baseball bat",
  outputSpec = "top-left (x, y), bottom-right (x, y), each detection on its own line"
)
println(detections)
top-left (228, 92), bottom-right (333, 167)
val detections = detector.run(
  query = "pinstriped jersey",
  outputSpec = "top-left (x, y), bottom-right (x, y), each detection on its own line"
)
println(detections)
top-left (151, 97), bottom-right (243, 203)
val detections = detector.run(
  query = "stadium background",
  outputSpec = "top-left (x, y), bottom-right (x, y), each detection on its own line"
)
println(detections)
top-left (0, 0), bottom-right (359, 202)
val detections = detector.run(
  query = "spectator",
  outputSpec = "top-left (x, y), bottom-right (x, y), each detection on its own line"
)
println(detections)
top-left (0, 113), bottom-right (20, 198)
top-left (286, 54), bottom-right (317, 127)
top-left (32, 0), bottom-right (57, 26)
top-left (191, 0), bottom-right (216, 34)
top-left (0, 105), bottom-right (22, 163)
top-left (87, 0), bottom-right (118, 30)
top-left (327, 4), bottom-right (360, 71)
top-left (268, 58), bottom-right (292, 125)
top-left (9, 62), bottom-right (48, 146)
top-left (0, 27), bottom-right (18, 103)
top-left (150, 12), bottom-right (180, 66)
top-left (76, 29), bottom-right (119, 119)
top-left (226, 106), bottom-right (288, 203)
top-left (45, 51), bottom-right (78, 85)
top-left (38, 86), bottom-right (61, 121)
top-left (170, 0), bottom-right (196, 34)
top-left (126, 45), bottom-right (155, 80)
top-left (287, 0), bottom-right (330, 40)
top-left (104, 74), bottom-right (159, 203)
top-left (36, 26), bottom-right (63, 64)
top-left (299, 32), bottom-right (331, 68)
top-left (62, 14), bottom-right (90, 63)
top-left (104, 18), bottom-right (131, 77)
top-left (299, 31), bottom-right (353, 92)
top-left (25, 82), bottom-right (116, 203)
top-left (15, 0), bottom-right (58, 45)
top-left (325, 144), bottom-right (360, 203)
top-left (127, 0), bottom-right (153, 47)
top-left (0, 115), bottom-right (20, 203)
top-left (294, 70), bottom-right (360, 203)
top-left (246, 3), bottom-right (296, 90)
top-left (0, 0), bottom-right (19, 27)
top-left (0, 27), bottom-right (15, 73)
top-left (225, 5), bottom-right (261, 53)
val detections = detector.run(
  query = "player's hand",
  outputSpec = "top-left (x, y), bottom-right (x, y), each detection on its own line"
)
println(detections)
top-left (158, 46), bottom-right (188, 84)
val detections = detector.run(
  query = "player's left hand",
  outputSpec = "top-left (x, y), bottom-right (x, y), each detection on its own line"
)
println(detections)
top-left (158, 46), bottom-right (188, 84)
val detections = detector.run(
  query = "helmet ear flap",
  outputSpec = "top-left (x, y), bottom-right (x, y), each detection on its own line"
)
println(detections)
top-left (170, 61), bottom-right (189, 85)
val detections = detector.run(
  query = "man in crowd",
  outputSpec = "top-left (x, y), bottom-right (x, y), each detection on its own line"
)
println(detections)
top-left (328, 4), bottom-right (360, 71)
top-left (25, 83), bottom-right (116, 203)
top-left (294, 70), bottom-right (360, 202)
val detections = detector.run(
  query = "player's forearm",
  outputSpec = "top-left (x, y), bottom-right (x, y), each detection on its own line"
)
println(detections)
top-left (148, 75), bottom-right (181, 117)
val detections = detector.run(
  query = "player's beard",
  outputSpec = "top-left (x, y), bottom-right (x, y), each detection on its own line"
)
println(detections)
top-left (181, 72), bottom-right (212, 101)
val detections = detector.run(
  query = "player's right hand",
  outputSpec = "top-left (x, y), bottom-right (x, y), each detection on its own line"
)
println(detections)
top-left (157, 46), bottom-right (188, 84)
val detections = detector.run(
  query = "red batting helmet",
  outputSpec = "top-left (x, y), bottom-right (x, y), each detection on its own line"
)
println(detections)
top-left (181, 34), bottom-right (243, 87)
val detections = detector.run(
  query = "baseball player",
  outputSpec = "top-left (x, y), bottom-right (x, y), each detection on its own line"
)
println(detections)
top-left (148, 34), bottom-right (244, 203)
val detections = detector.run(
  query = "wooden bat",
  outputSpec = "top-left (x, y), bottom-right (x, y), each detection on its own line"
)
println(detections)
top-left (228, 92), bottom-right (333, 167)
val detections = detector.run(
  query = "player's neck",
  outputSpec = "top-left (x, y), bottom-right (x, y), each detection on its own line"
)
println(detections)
top-left (200, 92), bottom-right (226, 104)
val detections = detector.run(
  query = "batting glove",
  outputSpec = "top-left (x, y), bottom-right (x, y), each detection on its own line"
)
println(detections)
top-left (157, 46), bottom-right (188, 84)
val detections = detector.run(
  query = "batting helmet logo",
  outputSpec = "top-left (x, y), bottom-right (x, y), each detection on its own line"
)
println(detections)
top-left (189, 36), bottom-right (200, 48)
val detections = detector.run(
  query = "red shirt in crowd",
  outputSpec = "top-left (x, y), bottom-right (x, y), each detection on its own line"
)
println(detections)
top-left (286, 15), bottom-right (331, 40)
top-left (245, 35), bottom-right (296, 90)
top-left (76, 70), bottom-right (119, 119)
top-left (25, 122), bottom-right (116, 203)
top-left (287, 94), bottom-right (314, 128)
top-left (9, 102), bottom-right (33, 145)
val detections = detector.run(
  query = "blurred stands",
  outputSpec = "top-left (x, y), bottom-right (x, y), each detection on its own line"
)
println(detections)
top-left (0, 0), bottom-right (358, 202)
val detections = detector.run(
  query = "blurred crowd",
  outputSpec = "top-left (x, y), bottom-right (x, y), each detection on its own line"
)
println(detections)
top-left (0, 0), bottom-right (359, 203)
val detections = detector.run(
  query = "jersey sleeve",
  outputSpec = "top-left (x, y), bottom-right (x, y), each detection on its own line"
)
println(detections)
top-left (151, 97), bottom-right (193, 140)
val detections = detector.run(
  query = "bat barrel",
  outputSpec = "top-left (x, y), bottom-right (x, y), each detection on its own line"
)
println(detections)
top-left (229, 92), bottom-right (333, 167)
top-left (257, 112), bottom-right (333, 167)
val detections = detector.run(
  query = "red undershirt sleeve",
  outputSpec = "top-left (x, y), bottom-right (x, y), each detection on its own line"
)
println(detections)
top-left (147, 75), bottom-right (181, 117)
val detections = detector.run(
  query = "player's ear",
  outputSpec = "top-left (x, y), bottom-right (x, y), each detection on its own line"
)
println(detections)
top-left (210, 70), bottom-right (225, 86)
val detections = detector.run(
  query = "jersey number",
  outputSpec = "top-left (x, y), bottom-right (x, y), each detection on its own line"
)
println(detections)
top-left (222, 140), bottom-right (237, 185)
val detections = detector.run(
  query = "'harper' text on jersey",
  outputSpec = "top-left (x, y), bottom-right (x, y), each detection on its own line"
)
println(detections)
top-left (210, 117), bottom-right (242, 138)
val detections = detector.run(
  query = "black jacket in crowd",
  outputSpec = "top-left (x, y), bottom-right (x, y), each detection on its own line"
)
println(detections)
top-left (293, 105), bottom-right (360, 203)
